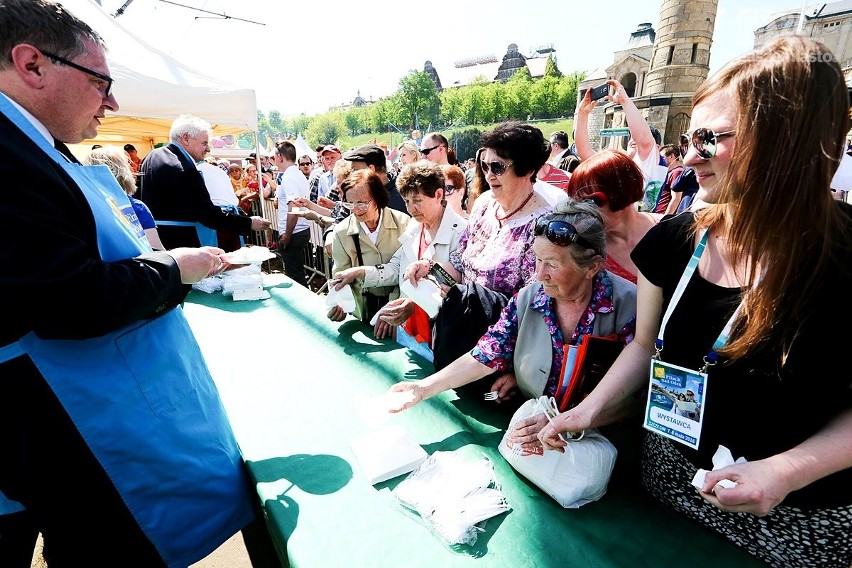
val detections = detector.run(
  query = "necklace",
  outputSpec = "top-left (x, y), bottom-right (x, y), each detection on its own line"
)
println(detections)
top-left (495, 190), bottom-right (534, 222)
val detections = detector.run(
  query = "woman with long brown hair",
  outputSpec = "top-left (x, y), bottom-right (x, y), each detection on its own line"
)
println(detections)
top-left (541, 36), bottom-right (852, 567)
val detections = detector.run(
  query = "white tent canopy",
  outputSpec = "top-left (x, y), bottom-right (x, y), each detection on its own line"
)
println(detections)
top-left (60, 0), bottom-right (257, 155)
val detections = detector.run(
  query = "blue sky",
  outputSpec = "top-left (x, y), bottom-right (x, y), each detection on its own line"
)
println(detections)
top-left (95, 0), bottom-right (795, 115)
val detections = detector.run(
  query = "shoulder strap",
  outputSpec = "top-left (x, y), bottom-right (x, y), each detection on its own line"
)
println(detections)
top-left (353, 233), bottom-right (364, 266)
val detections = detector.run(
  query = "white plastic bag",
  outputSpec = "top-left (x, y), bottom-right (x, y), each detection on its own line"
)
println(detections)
top-left (498, 397), bottom-right (617, 508)
top-left (325, 283), bottom-right (357, 313)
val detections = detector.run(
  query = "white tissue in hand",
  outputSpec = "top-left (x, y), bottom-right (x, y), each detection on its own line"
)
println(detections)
top-left (690, 444), bottom-right (746, 490)
top-left (400, 278), bottom-right (443, 318)
top-left (326, 283), bottom-right (357, 313)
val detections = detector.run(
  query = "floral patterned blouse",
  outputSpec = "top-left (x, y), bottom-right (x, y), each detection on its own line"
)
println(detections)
top-left (471, 271), bottom-right (636, 396)
top-left (449, 193), bottom-right (550, 297)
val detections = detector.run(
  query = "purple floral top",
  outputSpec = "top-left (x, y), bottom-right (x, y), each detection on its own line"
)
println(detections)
top-left (471, 271), bottom-right (636, 396)
top-left (449, 194), bottom-right (550, 297)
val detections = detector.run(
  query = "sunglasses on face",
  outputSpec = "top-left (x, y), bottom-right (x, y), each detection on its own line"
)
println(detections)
top-left (679, 128), bottom-right (736, 160)
top-left (444, 184), bottom-right (456, 195)
top-left (480, 159), bottom-right (511, 176)
top-left (421, 145), bottom-right (441, 156)
top-left (534, 216), bottom-right (596, 251)
top-left (299, 162), bottom-right (312, 167)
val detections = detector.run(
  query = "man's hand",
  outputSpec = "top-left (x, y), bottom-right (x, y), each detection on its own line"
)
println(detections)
top-left (278, 232), bottom-right (291, 248)
top-left (250, 216), bottom-right (271, 230)
top-left (166, 246), bottom-right (227, 283)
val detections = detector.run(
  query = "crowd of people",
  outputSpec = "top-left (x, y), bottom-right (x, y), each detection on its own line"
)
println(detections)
top-left (1, 1), bottom-right (850, 567)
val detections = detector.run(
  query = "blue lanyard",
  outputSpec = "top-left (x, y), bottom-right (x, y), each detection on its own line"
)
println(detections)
top-left (655, 230), bottom-right (743, 372)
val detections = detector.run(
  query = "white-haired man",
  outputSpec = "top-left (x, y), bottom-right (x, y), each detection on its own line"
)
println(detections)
top-left (140, 114), bottom-right (270, 250)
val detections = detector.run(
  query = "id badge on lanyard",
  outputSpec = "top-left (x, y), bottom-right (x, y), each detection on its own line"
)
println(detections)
top-left (644, 359), bottom-right (708, 450)
top-left (642, 230), bottom-right (740, 450)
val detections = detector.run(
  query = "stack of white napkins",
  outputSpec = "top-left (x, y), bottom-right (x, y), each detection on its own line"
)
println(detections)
top-left (349, 424), bottom-right (427, 485)
top-left (393, 451), bottom-right (510, 546)
top-left (221, 264), bottom-right (270, 301)
top-left (224, 246), bottom-right (276, 265)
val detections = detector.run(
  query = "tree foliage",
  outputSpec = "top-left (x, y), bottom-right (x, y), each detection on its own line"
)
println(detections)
top-left (267, 65), bottom-right (587, 149)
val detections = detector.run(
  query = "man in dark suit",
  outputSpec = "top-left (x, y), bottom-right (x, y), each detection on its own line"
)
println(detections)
top-left (139, 114), bottom-right (270, 250)
top-left (0, 2), bottom-right (260, 564)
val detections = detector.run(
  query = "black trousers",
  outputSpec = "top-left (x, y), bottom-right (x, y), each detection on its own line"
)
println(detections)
top-left (278, 229), bottom-right (310, 287)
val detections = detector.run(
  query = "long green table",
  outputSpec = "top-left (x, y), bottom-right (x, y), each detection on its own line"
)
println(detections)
top-left (183, 274), bottom-right (763, 568)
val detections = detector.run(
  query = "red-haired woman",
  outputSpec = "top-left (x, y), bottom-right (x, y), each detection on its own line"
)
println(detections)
top-left (567, 149), bottom-right (662, 283)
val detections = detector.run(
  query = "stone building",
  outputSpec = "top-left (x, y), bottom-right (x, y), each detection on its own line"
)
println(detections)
top-left (754, 2), bottom-right (852, 79)
top-left (425, 44), bottom-right (559, 89)
top-left (577, 0), bottom-right (719, 151)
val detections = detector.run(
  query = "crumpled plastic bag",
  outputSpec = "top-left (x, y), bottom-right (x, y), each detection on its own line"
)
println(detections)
top-left (499, 396), bottom-right (617, 508)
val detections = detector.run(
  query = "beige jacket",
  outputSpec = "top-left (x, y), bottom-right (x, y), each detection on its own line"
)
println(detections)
top-left (331, 208), bottom-right (411, 321)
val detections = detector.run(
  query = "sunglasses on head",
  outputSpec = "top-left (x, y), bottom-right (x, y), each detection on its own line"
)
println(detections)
top-left (480, 159), bottom-right (511, 176)
top-left (679, 128), bottom-right (736, 160)
top-left (534, 216), bottom-right (596, 251)
top-left (444, 184), bottom-right (456, 195)
top-left (421, 145), bottom-right (441, 156)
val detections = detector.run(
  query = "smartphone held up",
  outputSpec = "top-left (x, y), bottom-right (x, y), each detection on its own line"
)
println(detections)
top-left (589, 83), bottom-right (610, 101)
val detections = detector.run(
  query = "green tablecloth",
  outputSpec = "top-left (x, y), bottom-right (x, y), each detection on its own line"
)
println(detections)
top-left (183, 275), bottom-right (763, 568)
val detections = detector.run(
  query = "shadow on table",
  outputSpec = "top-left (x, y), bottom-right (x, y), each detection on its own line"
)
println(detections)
top-left (248, 454), bottom-right (353, 547)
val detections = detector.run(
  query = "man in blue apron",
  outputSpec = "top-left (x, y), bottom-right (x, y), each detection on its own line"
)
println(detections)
top-left (0, 2), bottom-right (256, 566)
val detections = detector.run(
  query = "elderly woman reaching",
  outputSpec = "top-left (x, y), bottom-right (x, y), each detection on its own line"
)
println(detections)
top-left (332, 160), bottom-right (467, 352)
top-left (387, 198), bottom-right (636, 447)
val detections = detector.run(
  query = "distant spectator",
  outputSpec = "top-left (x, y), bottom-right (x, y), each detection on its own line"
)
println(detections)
top-left (84, 145), bottom-right (164, 250)
top-left (124, 143), bottom-right (141, 174)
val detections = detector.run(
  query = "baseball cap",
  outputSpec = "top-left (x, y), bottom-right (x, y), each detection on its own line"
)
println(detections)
top-left (342, 144), bottom-right (385, 169)
top-left (320, 144), bottom-right (341, 155)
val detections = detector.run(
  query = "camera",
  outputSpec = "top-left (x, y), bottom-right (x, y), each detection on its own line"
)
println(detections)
top-left (589, 83), bottom-right (609, 102)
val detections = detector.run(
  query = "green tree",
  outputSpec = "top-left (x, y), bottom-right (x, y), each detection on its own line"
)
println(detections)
top-left (504, 66), bottom-right (533, 121)
top-left (397, 70), bottom-right (440, 129)
top-left (291, 114), bottom-right (312, 137)
top-left (344, 110), bottom-right (361, 136)
top-left (448, 127), bottom-right (483, 162)
top-left (544, 55), bottom-right (563, 78)
top-left (267, 110), bottom-right (286, 138)
top-left (530, 76), bottom-right (561, 119)
top-left (305, 113), bottom-right (344, 147)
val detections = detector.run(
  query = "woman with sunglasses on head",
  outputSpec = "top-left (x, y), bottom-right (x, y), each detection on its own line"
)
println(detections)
top-left (567, 149), bottom-right (663, 284)
top-left (406, 122), bottom-right (553, 371)
top-left (327, 170), bottom-right (411, 331)
top-left (540, 37), bottom-right (852, 568)
top-left (331, 161), bottom-right (467, 354)
top-left (386, 199), bottom-right (636, 431)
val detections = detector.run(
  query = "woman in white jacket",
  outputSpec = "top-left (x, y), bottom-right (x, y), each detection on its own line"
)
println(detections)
top-left (333, 160), bottom-right (467, 358)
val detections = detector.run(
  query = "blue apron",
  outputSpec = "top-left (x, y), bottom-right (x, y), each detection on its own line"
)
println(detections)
top-left (0, 97), bottom-right (253, 566)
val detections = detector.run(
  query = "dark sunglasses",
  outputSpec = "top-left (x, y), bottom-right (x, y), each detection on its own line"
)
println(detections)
top-left (41, 50), bottom-right (114, 98)
top-left (444, 184), bottom-right (456, 195)
top-left (480, 159), bottom-right (511, 176)
top-left (420, 145), bottom-right (441, 156)
top-left (534, 216), bottom-right (596, 251)
top-left (298, 162), bottom-right (312, 166)
top-left (679, 128), bottom-right (736, 160)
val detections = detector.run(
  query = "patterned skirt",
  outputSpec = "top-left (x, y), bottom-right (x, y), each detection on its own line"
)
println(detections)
top-left (641, 432), bottom-right (852, 568)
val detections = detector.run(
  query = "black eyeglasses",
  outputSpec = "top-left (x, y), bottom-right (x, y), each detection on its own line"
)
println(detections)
top-left (299, 162), bottom-right (312, 167)
top-left (480, 159), bottom-right (511, 176)
top-left (534, 216), bottom-right (596, 251)
top-left (41, 50), bottom-right (114, 98)
top-left (679, 128), bottom-right (736, 160)
top-left (444, 184), bottom-right (456, 195)
top-left (421, 145), bottom-right (441, 156)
